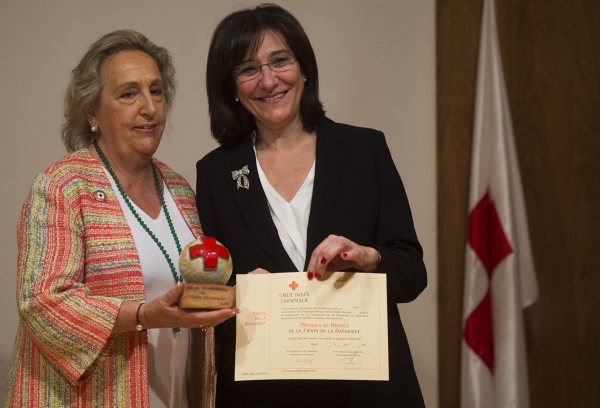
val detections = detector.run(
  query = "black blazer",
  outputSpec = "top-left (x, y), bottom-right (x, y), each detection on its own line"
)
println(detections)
top-left (196, 117), bottom-right (426, 408)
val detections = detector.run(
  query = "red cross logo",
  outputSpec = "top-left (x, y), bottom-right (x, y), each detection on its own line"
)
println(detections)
top-left (189, 237), bottom-right (230, 269)
top-left (463, 191), bottom-right (514, 372)
top-left (289, 281), bottom-right (299, 290)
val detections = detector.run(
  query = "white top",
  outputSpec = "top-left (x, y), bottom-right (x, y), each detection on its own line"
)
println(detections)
top-left (104, 168), bottom-right (195, 408)
top-left (253, 140), bottom-right (315, 272)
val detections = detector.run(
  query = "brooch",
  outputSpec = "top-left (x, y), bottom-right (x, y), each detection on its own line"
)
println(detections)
top-left (232, 165), bottom-right (250, 190)
top-left (93, 190), bottom-right (107, 202)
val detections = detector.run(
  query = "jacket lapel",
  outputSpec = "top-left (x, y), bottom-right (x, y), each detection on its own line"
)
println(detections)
top-left (304, 118), bottom-right (347, 270)
top-left (225, 138), bottom-right (298, 272)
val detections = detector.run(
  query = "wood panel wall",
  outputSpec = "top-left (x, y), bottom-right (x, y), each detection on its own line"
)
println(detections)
top-left (437, 1), bottom-right (600, 407)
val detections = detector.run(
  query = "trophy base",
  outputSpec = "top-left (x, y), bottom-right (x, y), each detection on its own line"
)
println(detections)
top-left (179, 283), bottom-right (235, 309)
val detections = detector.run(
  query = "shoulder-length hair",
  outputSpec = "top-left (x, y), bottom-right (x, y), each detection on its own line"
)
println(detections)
top-left (61, 30), bottom-right (176, 153)
top-left (206, 3), bottom-right (325, 148)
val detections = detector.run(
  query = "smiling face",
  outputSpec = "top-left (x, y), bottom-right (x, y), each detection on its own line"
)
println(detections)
top-left (88, 50), bottom-right (166, 162)
top-left (235, 31), bottom-right (304, 133)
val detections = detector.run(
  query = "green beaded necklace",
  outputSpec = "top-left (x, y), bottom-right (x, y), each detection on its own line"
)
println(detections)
top-left (94, 140), bottom-right (182, 333)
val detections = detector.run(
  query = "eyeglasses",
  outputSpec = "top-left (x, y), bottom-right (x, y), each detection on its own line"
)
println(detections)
top-left (233, 53), bottom-right (297, 82)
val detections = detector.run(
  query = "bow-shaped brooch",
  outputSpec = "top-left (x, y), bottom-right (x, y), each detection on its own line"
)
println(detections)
top-left (232, 165), bottom-right (250, 190)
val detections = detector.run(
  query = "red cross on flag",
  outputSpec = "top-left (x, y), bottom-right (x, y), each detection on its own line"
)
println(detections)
top-left (461, 0), bottom-right (539, 407)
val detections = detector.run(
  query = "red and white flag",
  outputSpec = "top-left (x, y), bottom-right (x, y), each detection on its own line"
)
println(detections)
top-left (461, 0), bottom-right (539, 407)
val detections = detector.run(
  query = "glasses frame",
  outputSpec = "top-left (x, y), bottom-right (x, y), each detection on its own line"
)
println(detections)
top-left (233, 54), bottom-right (297, 83)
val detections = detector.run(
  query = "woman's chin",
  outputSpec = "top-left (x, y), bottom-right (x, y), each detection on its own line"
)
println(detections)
top-left (256, 112), bottom-right (301, 131)
top-left (134, 134), bottom-right (163, 154)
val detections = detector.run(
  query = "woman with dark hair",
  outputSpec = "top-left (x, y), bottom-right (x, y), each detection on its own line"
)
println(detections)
top-left (5, 30), bottom-right (237, 407)
top-left (197, 4), bottom-right (427, 407)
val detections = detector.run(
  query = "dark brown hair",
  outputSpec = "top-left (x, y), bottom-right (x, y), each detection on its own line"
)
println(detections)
top-left (206, 3), bottom-right (325, 148)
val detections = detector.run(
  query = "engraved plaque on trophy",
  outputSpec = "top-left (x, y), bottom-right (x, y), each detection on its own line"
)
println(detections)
top-left (178, 236), bottom-right (235, 309)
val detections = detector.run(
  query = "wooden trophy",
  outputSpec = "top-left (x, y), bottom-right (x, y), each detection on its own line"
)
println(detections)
top-left (178, 236), bottom-right (235, 309)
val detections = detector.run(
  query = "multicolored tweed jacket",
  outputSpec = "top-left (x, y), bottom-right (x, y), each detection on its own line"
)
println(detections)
top-left (4, 149), bottom-right (216, 407)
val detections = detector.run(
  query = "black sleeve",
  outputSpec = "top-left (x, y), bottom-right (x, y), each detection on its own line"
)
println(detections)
top-left (367, 132), bottom-right (427, 303)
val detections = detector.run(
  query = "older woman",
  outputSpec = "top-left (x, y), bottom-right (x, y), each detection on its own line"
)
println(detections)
top-left (196, 4), bottom-right (427, 408)
top-left (5, 30), bottom-right (237, 408)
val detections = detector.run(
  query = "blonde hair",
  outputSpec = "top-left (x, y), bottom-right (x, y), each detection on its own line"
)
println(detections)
top-left (61, 30), bottom-right (176, 152)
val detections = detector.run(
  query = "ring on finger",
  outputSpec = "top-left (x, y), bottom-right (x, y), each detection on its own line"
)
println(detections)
top-left (199, 325), bottom-right (210, 332)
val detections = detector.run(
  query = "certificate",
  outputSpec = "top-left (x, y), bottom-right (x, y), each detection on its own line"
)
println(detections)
top-left (235, 272), bottom-right (388, 381)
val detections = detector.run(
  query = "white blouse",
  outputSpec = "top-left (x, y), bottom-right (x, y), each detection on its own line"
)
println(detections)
top-left (104, 168), bottom-right (195, 408)
top-left (253, 141), bottom-right (315, 272)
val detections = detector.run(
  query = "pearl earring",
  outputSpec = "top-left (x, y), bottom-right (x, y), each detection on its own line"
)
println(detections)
top-left (235, 96), bottom-right (239, 102)
top-left (303, 76), bottom-right (306, 82)
top-left (91, 125), bottom-right (98, 132)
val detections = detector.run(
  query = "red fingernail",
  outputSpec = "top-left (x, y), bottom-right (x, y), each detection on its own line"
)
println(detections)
top-left (321, 257), bottom-right (327, 264)
top-left (316, 273), bottom-right (322, 280)
top-left (342, 253), bottom-right (348, 258)
top-left (308, 271), bottom-right (314, 280)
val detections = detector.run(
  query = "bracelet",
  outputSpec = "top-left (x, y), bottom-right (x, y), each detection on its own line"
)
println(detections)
top-left (372, 250), bottom-right (382, 272)
top-left (135, 303), bottom-right (145, 332)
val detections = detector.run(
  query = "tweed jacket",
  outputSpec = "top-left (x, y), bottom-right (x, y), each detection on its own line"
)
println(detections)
top-left (5, 149), bottom-right (215, 408)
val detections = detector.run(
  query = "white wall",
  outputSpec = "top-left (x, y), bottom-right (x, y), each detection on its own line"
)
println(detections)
top-left (0, 1), bottom-right (436, 405)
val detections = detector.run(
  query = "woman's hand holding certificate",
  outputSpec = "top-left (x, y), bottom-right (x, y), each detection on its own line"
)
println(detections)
top-left (235, 272), bottom-right (389, 381)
